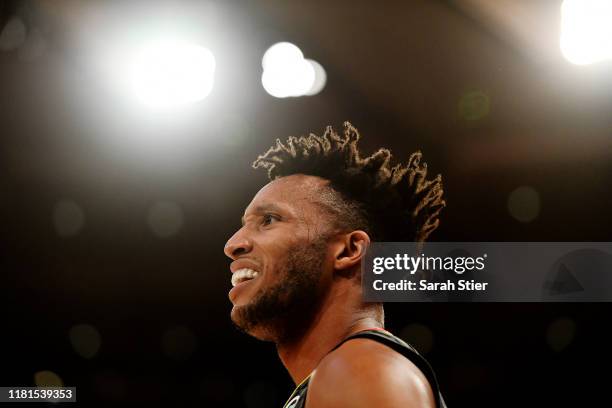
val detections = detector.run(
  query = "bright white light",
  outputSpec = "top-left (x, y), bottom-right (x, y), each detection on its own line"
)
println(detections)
top-left (304, 59), bottom-right (326, 96)
top-left (262, 58), bottom-right (315, 98)
top-left (262, 42), bottom-right (303, 70)
top-left (261, 42), bottom-right (325, 98)
top-left (560, 0), bottom-right (612, 65)
top-left (126, 39), bottom-right (215, 109)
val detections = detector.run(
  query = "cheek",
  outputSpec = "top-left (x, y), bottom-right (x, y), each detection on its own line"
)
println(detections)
top-left (256, 235), bottom-right (307, 277)
top-left (256, 229), bottom-right (304, 258)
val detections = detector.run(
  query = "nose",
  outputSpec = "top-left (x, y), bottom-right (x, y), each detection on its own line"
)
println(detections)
top-left (224, 227), bottom-right (253, 260)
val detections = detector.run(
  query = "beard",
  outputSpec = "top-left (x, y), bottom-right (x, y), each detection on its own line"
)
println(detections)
top-left (230, 235), bottom-right (328, 344)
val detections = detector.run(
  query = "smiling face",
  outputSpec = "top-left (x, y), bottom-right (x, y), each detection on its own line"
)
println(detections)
top-left (224, 174), bottom-right (337, 342)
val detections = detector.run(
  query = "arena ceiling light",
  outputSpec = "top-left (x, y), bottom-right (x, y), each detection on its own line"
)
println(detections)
top-left (261, 42), bottom-right (326, 98)
top-left (560, 0), bottom-right (612, 65)
top-left (124, 38), bottom-right (216, 109)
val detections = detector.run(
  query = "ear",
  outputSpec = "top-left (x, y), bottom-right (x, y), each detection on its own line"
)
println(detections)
top-left (331, 230), bottom-right (371, 272)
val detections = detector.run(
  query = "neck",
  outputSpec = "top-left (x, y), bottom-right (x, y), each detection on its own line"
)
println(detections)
top-left (275, 288), bottom-right (383, 385)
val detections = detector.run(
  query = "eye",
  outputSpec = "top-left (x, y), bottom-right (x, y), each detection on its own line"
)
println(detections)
top-left (262, 213), bottom-right (280, 226)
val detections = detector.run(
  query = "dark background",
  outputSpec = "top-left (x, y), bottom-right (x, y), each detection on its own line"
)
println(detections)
top-left (1, 0), bottom-right (611, 406)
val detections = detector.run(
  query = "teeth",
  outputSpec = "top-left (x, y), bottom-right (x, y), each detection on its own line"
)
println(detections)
top-left (231, 268), bottom-right (260, 287)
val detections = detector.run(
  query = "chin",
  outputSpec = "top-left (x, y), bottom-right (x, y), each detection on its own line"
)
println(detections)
top-left (230, 307), bottom-right (278, 342)
top-left (246, 327), bottom-right (277, 342)
top-left (230, 305), bottom-right (243, 326)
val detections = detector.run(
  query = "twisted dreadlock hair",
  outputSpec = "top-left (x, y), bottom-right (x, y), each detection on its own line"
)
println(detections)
top-left (252, 122), bottom-right (445, 242)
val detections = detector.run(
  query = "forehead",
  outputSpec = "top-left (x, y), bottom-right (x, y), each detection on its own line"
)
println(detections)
top-left (245, 174), bottom-right (328, 216)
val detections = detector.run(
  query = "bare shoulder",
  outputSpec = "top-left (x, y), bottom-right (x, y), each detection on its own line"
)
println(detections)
top-left (305, 338), bottom-right (436, 408)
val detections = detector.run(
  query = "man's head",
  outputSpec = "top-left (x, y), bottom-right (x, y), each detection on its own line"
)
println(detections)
top-left (224, 122), bottom-right (445, 343)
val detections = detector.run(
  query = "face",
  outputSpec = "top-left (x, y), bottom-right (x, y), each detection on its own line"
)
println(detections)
top-left (223, 174), bottom-right (335, 343)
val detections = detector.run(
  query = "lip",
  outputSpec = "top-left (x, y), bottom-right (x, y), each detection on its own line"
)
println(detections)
top-left (228, 275), bottom-right (259, 303)
top-left (230, 259), bottom-right (261, 274)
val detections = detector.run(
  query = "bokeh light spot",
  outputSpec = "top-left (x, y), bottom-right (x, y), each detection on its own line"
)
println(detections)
top-left (126, 39), bottom-right (216, 109)
top-left (458, 91), bottom-right (490, 121)
top-left (508, 186), bottom-right (541, 223)
top-left (69, 324), bottom-right (102, 359)
top-left (561, 0), bottom-right (612, 65)
top-left (0, 16), bottom-right (27, 51)
top-left (261, 42), bottom-right (324, 98)
top-left (304, 59), bottom-right (327, 96)
top-left (34, 370), bottom-right (63, 388)
top-left (546, 317), bottom-right (576, 352)
top-left (400, 323), bottom-right (434, 354)
top-left (261, 42), bottom-right (303, 70)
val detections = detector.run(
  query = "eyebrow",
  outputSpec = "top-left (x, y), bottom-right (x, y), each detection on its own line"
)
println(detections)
top-left (241, 203), bottom-right (285, 226)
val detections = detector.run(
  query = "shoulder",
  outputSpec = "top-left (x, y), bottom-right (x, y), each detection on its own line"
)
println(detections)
top-left (305, 338), bottom-right (436, 408)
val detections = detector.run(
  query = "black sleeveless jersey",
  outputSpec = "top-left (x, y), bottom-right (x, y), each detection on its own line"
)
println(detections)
top-left (282, 329), bottom-right (447, 408)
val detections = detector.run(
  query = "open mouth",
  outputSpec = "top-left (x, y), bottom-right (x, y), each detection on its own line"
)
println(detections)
top-left (231, 268), bottom-right (260, 287)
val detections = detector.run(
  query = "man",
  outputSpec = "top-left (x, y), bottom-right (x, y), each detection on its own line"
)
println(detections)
top-left (224, 122), bottom-right (447, 407)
